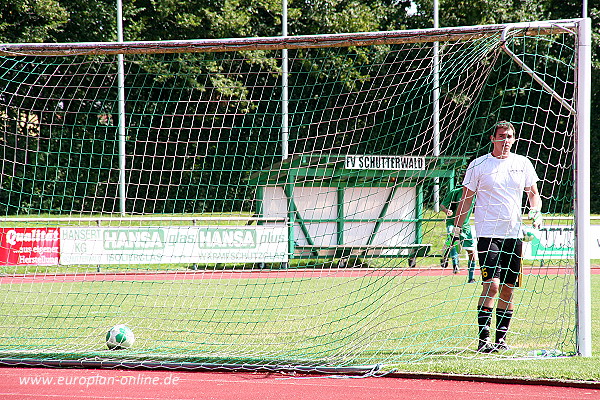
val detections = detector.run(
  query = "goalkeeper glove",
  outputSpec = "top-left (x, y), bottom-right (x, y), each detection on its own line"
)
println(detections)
top-left (528, 208), bottom-right (543, 229)
top-left (522, 227), bottom-right (536, 242)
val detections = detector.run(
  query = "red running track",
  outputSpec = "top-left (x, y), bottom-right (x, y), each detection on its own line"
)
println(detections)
top-left (1, 368), bottom-right (599, 400)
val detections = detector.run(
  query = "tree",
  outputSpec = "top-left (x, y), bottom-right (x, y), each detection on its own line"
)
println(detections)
top-left (0, 0), bottom-right (68, 43)
top-left (544, 0), bottom-right (600, 212)
top-left (1, 0), bottom-right (598, 213)
top-left (411, 0), bottom-right (599, 213)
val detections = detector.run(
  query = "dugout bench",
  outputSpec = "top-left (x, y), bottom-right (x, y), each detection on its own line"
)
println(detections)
top-left (248, 155), bottom-right (466, 268)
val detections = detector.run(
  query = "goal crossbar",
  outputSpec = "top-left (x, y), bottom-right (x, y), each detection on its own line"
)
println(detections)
top-left (0, 19), bottom-right (582, 56)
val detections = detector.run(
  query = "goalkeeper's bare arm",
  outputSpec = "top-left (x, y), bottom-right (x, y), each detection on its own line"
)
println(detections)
top-left (453, 187), bottom-right (475, 233)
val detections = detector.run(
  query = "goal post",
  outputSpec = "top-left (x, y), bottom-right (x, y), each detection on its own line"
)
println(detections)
top-left (575, 17), bottom-right (592, 357)
top-left (0, 18), bottom-right (591, 369)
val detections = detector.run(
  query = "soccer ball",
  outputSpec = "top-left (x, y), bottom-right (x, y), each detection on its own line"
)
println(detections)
top-left (106, 324), bottom-right (135, 350)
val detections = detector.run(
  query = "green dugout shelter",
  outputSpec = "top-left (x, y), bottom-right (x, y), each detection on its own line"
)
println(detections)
top-left (249, 155), bottom-right (467, 267)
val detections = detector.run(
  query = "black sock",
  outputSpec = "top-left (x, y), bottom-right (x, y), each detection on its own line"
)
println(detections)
top-left (477, 306), bottom-right (493, 342)
top-left (495, 308), bottom-right (513, 343)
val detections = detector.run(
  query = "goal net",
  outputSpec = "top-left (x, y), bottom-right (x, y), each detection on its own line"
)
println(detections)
top-left (0, 19), bottom-right (590, 370)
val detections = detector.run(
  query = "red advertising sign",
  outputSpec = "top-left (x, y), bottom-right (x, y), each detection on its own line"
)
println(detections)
top-left (0, 228), bottom-right (60, 266)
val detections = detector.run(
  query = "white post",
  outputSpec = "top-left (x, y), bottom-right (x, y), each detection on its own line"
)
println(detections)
top-left (575, 17), bottom-right (592, 357)
top-left (117, 0), bottom-right (127, 215)
top-left (432, 0), bottom-right (440, 211)
top-left (281, 0), bottom-right (289, 160)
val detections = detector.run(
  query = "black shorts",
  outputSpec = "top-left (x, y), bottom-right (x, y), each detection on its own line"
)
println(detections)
top-left (477, 237), bottom-right (522, 287)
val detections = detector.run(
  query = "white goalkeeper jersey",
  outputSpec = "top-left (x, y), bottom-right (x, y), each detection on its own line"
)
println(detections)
top-left (462, 153), bottom-right (538, 239)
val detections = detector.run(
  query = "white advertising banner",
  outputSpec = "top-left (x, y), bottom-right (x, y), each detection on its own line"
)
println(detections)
top-left (60, 226), bottom-right (288, 265)
top-left (590, 225), bottom-right (600, 259)
top-left (472, 224), bottom-right (600, 260)
top-left (522, 226), bottom-right (574, 260)
top-left (522, 224), bottom-right (600, 259)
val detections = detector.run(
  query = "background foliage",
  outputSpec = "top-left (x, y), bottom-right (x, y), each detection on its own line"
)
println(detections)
top-left (0, 0), bottom-right (598, 213)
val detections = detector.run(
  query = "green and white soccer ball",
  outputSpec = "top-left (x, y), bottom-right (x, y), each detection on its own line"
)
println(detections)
top-left (106, 324), bottom-right (135, 350)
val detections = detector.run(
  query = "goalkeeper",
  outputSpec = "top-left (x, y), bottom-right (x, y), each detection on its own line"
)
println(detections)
top-left (440, 184), bottom-right (477, 283)
top-left (452, 121), bottom-right (542, 354)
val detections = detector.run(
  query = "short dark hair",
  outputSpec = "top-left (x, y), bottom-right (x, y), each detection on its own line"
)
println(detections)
top-left (495, 121), bottom-right (515, 135)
